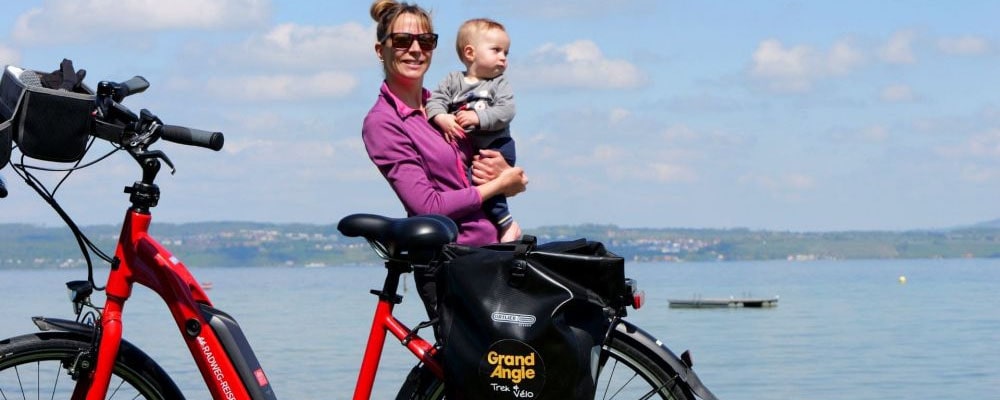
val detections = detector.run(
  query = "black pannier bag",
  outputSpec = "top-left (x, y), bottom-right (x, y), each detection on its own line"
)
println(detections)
top-left (0, 110), bottom-right (10, 170)
top-left (436, 236), bottom-right (627, 400)
top-left (0, 60), bottom-right (94, 163)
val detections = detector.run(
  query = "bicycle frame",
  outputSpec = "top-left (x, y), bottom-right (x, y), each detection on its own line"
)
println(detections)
top-left (85, 208), bottom-right (268, 400)
top-left (353, 259), bottom-right (443, 399)
top-left (82, 210), bottom-right (443, 400)
top-left (81, 210), bottom-right (444, 400)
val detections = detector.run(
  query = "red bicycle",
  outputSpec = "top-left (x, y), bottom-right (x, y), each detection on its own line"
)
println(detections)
top-left (0, 71), bottom-right (715, 399)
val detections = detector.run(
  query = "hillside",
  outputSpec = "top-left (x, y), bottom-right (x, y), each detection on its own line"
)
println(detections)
top-left (972, 218), bottom-right (1000, 229)
top-left (1, 221), bottom-right (998, 269)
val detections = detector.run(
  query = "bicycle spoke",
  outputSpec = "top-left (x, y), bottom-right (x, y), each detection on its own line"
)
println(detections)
top-left (641, 375), bottom-right (684, 400)
top-left (600, 359), bottom-right (616, 399)
top-left (50, 360), bottom-right (61, 400)
top-left (641, 381), bottom-right (675, 400)
top-left (600, 357), bottom-right (643, 400)
top-left (608, 372), bottom-right (640, 399)
top-left (14, 364), bottom-right (26, 399)
top-left (108, 378), bottom-right (125, 399)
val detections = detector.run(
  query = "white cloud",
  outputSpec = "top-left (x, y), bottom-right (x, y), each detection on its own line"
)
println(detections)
top-left (749, 38), bottom-right (863, 93)
top-left (937, 35), bottom-right (990, 56)
top-left (861, 124), bottom-right (890, 141)
top-left (232, 22), bottom-right (375, 70)
top-left (12, 0), bottom-right (270, 44)
top-left (936, 129), bottom-right (1000, 160)
top-left (740, 172), bottom-right (815, 191)
top-left (224, 138), bottom-right (332, 160)
top-left (515, 40), bottom-right (646, 90)
top-left (593, 144), bottom-right (625, 161)
top-left (606, 161), bottom-right (698, 183)
top-left (662, 124), bottom-right (699, 142)
top-left (0, 45), bottom-right (20, 66)
top-left (959, 165), bottom-right (998, 183)
top-left (219, 136), bottom-right (372, 179)
top-left (205, 71), bottom-right (358, 101)
top-left (880, 84), bottom-right (915, 103)
top-left (827, 40), bottom-right (864, 75)
top-left (784, 173), bottom-right (815, 190)
top-left (963, 129), bottom-right (1000, 157)
top-left (750, 39), bottom-right (813, 92)
top-left (940, 129), bottom-right (1000, 184)
top-left (609, 108), bottom-right (631, 124)
top-left (466, 0), bottom-right (656, 19)
top-left (649, 163), bottom-right (698, 183)
top-left (879, 29), bottom-right (917, 64)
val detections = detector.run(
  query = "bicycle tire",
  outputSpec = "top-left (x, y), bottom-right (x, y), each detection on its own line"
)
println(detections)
top-left (0, 331), bottom-right (185, 400)
top-left (396, 327), bottom-right (696, 400)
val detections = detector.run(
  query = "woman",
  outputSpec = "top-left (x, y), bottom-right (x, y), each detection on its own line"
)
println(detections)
top-left (362, 0), bottom-right (527, 246)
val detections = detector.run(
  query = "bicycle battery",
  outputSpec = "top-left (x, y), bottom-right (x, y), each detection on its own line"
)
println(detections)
top-left (200, 304), bottom-right (278, 400)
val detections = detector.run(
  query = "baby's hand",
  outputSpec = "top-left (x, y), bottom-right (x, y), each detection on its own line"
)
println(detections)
top-left (455, 110), bottom-right (480, 129)
top-left (432, 114), bottom-right (466, 141)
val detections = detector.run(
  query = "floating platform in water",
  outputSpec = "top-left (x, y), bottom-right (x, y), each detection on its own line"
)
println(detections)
top-left (668, 296), bottom-right (779, 309)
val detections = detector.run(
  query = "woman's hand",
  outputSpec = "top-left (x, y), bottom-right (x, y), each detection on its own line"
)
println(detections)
top-left (471, 149), bottom-right (509, 184)
top-left (494, 166), bottom-right (528, 197)
top-left (472, 149), bottom-right (527, 200)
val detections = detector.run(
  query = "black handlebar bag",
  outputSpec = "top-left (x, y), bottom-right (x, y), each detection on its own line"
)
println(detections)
top-left (1, 63), bottom-right (94, 163)
top-left (436, 236), bottom-right (627, 400)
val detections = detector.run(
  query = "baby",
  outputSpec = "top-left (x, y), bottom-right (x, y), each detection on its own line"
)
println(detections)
top-left (427, 18), bottom-right (520, 242)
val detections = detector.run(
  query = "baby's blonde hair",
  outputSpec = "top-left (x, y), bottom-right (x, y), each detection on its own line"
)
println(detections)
top-left (455, 18), bottom-right (506, 63)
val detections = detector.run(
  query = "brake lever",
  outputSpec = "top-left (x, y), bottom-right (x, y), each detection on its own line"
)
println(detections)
top-left (136, 150), bottom-right (176, 175)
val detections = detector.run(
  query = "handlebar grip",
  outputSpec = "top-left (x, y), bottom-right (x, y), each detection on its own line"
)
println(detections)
top-left (120, 76), bottom-right (150, 98)
top-left (0, 174), bottom-right (7, 198)
top-left (158, 125), bottom-right (225, 151)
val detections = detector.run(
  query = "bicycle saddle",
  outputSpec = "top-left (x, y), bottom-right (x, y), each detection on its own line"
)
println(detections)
top-left (338, 213), bottom-right (458, 257)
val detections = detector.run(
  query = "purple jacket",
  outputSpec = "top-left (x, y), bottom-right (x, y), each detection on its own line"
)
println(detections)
top-left (362, 82), bottom-right (499, 246)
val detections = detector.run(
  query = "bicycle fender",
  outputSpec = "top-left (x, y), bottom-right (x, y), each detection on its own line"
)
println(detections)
top-left (32, 316), bottom-right (93, 334)
top-left (32, 317), bottom-right (167, 362)
top-left (30, 316), bottom-right (186, 399)
top-left (614, 320), bottom-right (719, 400)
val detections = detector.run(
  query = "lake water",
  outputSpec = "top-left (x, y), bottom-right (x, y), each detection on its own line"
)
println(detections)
top-left (1, 258), bottom-right (998, 399)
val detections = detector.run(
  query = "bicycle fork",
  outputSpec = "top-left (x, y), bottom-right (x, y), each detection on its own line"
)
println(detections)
top-left (79, 299), bottom-right (124, 400)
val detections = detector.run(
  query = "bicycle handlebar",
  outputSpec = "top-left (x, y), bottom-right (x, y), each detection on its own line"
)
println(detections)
top-left (158, 124), bottom-right (224, 151)
top-left (117, 76), bottom-right (149, 100)
top-left (93, 77), bottom-right (225, 152)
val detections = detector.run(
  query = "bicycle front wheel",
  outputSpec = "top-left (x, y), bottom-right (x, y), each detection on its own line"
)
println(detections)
top-left (396, 327), bottom-right (696, 400)
top-left (0, 331), bottom-right (184, 400)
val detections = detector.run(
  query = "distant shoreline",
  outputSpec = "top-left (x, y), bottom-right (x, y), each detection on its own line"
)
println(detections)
top-left (1, 221), bottom-right (998, 269)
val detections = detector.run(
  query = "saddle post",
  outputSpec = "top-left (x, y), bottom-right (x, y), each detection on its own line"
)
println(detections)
top-left (371, 259), bottom-right (411, 304)
top-left (354, 258), bottom-right (413, 399)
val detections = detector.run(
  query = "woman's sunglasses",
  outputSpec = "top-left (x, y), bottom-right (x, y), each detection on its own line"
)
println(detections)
top-left (383, 32), bottom-right (439, 51)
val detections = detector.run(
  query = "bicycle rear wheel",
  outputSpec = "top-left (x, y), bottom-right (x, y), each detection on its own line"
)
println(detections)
top-left (0, 331), bottom-right (184, 400)
top-left (396, 327), bottom-right (696, 400)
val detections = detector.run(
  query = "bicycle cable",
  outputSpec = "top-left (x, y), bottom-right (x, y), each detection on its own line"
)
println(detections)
top-left (10, 144), bottom-right (122, 291)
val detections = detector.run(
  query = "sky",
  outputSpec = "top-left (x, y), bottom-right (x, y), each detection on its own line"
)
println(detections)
top-left (1, 0), bottom-right (999, 232)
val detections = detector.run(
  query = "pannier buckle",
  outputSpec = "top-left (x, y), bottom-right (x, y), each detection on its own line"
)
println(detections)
top-left (508, 259), bottom-right (528, 288)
